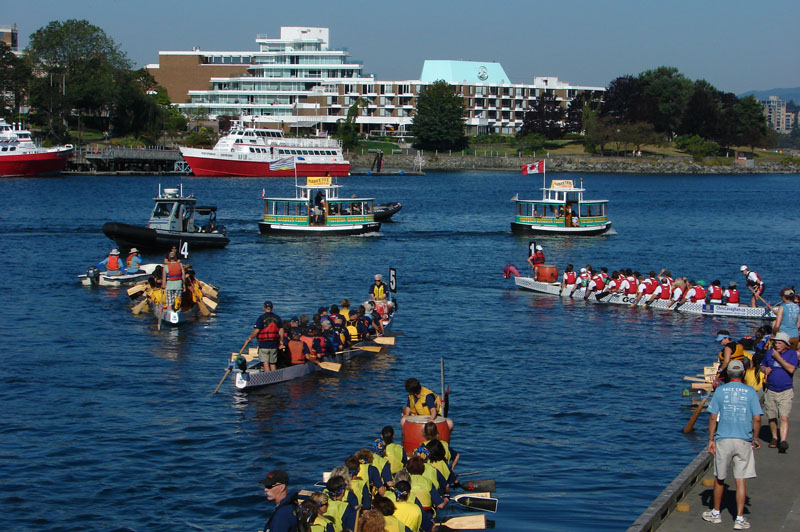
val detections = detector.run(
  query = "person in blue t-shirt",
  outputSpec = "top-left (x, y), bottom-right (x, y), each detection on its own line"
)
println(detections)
top-left (261, 469), bottom-right (298, 532)
top-left (761, 331), bottom-right (798, 453)
top-left (702, 360), bottom-right (762, 529)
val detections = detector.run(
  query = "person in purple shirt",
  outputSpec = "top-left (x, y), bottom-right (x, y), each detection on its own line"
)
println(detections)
top-left (760, 331), bottom-right (798, 453)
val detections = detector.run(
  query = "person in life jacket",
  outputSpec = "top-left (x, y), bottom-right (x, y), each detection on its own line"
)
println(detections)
top-left (321, 320), bottom-right (344, 354)
top-left (401, 378), bottom-right (453, 432)
top-left (298, 499), bottom-right (333, 532)
top-left (240, 300), bottom-right (284, 372)
top-left (286, 329), bottom-right (310, 365)
top-left (355, 448), bottom-right (387, 496)
top-left (584, 268), bottom-right (608, 300)
top-left (389, 480), bottom-right (423, 532)
top-left (569, 267), bottom-right (592, 297)
top-left (679, 280), bottom-right (707, 304)
top-left (715, 330), bottom-right (748, 380)
top-left (306, 325), bottom-right (332, 361)
top-left (124, 248), bottom-right (143, 274)
top-left (331, 315), bottom-right (351, 349)
top-left (160, 250), bottom-right (186, 309)
top-left (741, 265), bottom-right (765, 307)
top-left (260, 469), bottom-right (299, 532)
top-left (372, 494), bottom-right (408, 532)
top-left (369, 274), bottom-right (389, 301)
top-left (344, 456), bottom-right (373, 510)
top-left (380, 426), bottom-right (407, 474)
top-left (305, 493), bottom-right (336, 532)
top-left (647, 277), bottom-right (672, 305)
top-left (527, 244), bottom-right (545, 280)
top-left (633, 271), bottom-right (659, 305)
top-left (422, 422), bottom-right (460, 471)
top-left (96, 248), bottom-right (124, 275)
top-left (667, 278), bottom-right (687, 309)
top-left (323, 475), bottom-right (357, 532)
top-left (559, 264), bottom-right (576, 295)
top-left (364, 302), bottom-right (385, 336)
top-left (406, 456), bottom-right (446, 532)
top-left (723, 282), bottom-right (740, 307)
top-left (371, 439), bottom-right (395, 487)
top-left (708, 280), bottom-right (724, 305)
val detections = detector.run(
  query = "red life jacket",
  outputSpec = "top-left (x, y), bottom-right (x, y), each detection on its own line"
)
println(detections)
top-left (709, 286), bottom-right (722, 300)
top-left (608, 278), bottom-right (620, 291)
top-left (626, 277), bottom-right (638, 295)
top-left (659, 284), bottom-right (671, 300)
top-left (644, 278), bottom-right (658, 295)
top-left (288, 339), bottom-right (307, 364)
top-left (591, 274), bottom-right (605, 290)
top-left (107, 255), bottom-right (120, 271)
top-left (690, 286), bottom-right (707, 303)
top-left (126, 254), bottom-right (137, 268)
top-left (532, 252), bottom-right (545, 266)
top-left (166, 261), bottom-right (182, 281)
top-left (257, 316), bottom-right (280, 343)
top-left (727, 288), bottom-right (739, 303)
top-left (564, 271), bottom-right (576, 284)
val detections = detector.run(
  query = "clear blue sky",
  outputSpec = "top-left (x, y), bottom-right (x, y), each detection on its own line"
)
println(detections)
top-left (5, 0), bottom-right (799, 94)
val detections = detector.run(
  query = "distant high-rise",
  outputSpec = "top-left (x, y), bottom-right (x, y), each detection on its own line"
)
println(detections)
top-left (0, 23), bottom-right (19, 51)
top-left (760, 95), bottom-right (794, 134)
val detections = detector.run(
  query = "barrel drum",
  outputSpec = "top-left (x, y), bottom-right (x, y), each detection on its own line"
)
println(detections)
top-left (374, 300), bottom-right (388, 318)
top-left (402, 415), bottom-right (451, 455)
top-left (537, 265), bottom-right (559, 283)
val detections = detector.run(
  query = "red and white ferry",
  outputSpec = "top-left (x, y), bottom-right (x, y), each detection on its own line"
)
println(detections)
top-left (0, 119), bottom-right (73, 177)
top-left (179, 120), bottom-right (350, 177)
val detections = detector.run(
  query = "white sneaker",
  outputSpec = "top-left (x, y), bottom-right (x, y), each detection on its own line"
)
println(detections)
top-left (702, 510), bottom-right (722, 524)
top-left (733, 517), bottom-right (750, 529)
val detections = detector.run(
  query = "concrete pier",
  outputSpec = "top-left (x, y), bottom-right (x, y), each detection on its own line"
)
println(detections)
top-left (628, 391), bottom-right (800, 531)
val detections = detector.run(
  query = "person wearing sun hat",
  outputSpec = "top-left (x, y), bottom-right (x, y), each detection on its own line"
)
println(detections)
top-left (761, 331), bottom-right (798, 453)
top-left (125, 248), bottom-right (143, 274)
top-left (740, 265), bottom-right (765, 307)
top-left (96, 248), bottom-right (124, 275)
top-left (260, 469), bottom-right (299, 532)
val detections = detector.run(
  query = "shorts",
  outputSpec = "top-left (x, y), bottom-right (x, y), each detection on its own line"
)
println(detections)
top-left (258, 347), bottom-right (278, 365)
top-left (763, 388), bottom-right (793, 419)
top-left (713, 438), bottom-right (756, 480)
top-left (166, 280), bottom-right (182, 291)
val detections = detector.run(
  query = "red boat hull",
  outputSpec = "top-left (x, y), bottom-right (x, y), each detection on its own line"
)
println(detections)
top-left (182, 155), bottom-right (350, 177)
top-left (0, 148), bottom-right (73, 177)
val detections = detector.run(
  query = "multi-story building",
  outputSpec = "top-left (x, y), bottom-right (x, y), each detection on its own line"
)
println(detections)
top-left (761, 95), bottom-right (793, 134)
top-left (147, 27), bottom-right (605, 136)
top-left (0, 23), bottom-right (18, 51)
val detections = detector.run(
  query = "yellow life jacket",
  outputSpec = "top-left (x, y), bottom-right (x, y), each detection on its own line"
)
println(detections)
top-left (718, 342), bottom-right (746, 366)
top-left (422, 463), bottom-right (440, 491)
top-left (385, 443), bottom-right (404, 473)
top-left (340, 307), bottom-right (351, 320)
top-left (384, 514), bottom-right (405, 532)
top-left (324, 500), bottom-right (347, 532)
top-left (346, 324), bottom-right (360, 342)
top-left (742, 350), bottom-right (763, 391)
top-left (358, 462), bottom-right (380, 494)
top-left (393, 500), bottom-right (422, 532)
top-left (430, 459), bottom-right (451, 485)
top-left (311, 515), bottom-right (333, 532)
top-left (408, 386), bottom-right (441, 417)
top-left (423, 439), bottom-right (452, 463)
top-left (372, 454), bottom-right (389, 481)
top-left (410, 473), bottom-right (433, 508)
top-left (349, 477), bottom-right (367, 506)
top-left (371, 282), bottom-right (387, 300)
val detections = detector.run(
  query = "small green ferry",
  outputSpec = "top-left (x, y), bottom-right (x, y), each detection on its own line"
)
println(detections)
top-left (258, 176), bottom-right (381, 236)
top-left (511, 177), bottom-right (611, 235)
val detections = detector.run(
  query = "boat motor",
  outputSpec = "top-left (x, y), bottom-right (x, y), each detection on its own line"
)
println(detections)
top-left (86, 266), bottom-right (101, 286)
top-left (235, 354), bottom-right (248, 373)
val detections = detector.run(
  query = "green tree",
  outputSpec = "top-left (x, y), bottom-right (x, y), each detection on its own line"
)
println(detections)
top-left (583, 112), bottom-right (615, 155)
top-left (680, 80), bottom-right (722, 139)
top-left (638, 66), bottom-right (693, 137)
top-left (601, 75), bottom-right (644, 122)
top-left (0, 42), bottom-right (32, 115)
top-left (518, 92), bottom-right (565, 140)
top-left (410, 80), bottom-right (467, 151)
top-left (734, 95), bottom-right (770, 151)
top-left (335, 98), bottom-right (366, 150)
top-left (520, 133), bottom-right (547, 155)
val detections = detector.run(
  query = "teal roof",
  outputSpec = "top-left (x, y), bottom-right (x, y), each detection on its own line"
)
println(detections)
top-left (420, 60), bottom-right (511, 84)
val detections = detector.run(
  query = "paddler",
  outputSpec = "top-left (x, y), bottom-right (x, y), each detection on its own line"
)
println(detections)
top-left (406, 455), bottom-right (446, 532)
top-left (124, 248), bottom-right (143, 274)
top-left (260, 469), bottom-right (299, 532)
top-left (559, 264), bottom-right (577, 296)
top-left (401, 378), bottom-right (453, 432)
top-left (96, 248), bottom-right (124, 276)
top-left (527, 244), bottom-right (545, 280)
top-left (741, 265), bottom-right (765, 307)
top-left (240, 301), bottom-right (283, 372)
top-left (584, 267), bottom-right (607, 300)
top-left (723, 282), bottom-right (740, 307)
top-left (708, 280), bottom-right (724, 305)
top-left (714, 330), bottom-right (748, 381)
top-left (389, 480), bottom-right (422, 532)
top-left (379, 426), bottom-right (407, 474)
top-left (323, 476), bottom-right (357, 532)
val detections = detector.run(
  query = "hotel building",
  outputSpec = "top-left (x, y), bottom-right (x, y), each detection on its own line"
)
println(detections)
top-left (147, 26), bottom-right (605, 136)
top-left (760, 95), bottom-right (795, 134)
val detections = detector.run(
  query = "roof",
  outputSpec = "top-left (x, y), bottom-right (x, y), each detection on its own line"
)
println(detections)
top-left (420, 60), bottom-right (511, 84)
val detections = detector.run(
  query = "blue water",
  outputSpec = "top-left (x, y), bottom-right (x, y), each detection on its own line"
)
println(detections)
top-left (1, 171), bottom-right (799, 531)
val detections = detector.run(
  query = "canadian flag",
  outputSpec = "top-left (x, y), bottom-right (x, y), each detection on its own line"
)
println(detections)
top-left (521, 160), bottom-right (545, 175)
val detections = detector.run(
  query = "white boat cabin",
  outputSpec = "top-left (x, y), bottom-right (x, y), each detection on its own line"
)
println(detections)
top-left (148, 185), bottom-right (219, 233)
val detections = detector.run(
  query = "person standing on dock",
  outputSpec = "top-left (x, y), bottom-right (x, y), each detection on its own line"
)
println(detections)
top-left (703, 360), bottom-right (762, 530)
top-left (240, 301), bottom-right (283, 372)
top-left (761, 332), bottom-right (797, 453)
top-left (527, 244), bottom-right (545, 280)
top-left (260, 470), bottom-right (298, 532)
top-left (771, 289), bottom-right (800, 349)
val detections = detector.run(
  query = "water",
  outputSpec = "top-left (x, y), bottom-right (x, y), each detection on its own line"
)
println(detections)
top-left (1, 171), bottom-right (798, 531)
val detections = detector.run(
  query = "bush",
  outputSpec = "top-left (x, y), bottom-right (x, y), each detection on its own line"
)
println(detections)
top-left (675, 134), bottom-right (719, 161)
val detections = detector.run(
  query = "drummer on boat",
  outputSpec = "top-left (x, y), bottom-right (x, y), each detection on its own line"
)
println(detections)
top-left (401, 378), bottom-right (453, 432)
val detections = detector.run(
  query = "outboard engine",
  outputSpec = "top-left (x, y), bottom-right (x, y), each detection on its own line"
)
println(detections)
top-left (86, 266), bottom-right (101, 286)
top-left (216, 224), bottom-right (226, 236)
top-left (235, 354), bottom-right (248, 373)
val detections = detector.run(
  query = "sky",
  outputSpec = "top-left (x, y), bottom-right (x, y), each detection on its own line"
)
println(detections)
top-left (5, 0), bottom-right (799, 95)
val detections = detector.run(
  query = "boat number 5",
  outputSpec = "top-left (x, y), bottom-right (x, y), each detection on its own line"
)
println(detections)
top-left (389, 267), bottom-right (397, 293)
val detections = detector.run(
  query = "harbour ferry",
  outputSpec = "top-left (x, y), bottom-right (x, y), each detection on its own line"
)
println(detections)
top-left (102, 184), bottom-right (229, 252)
top-left (0, 119), bottom-right (73, 177)
top-left (179, 119), bottom-right (349, 177)
top-left (259, 176), bottom-right (380, 236)
top-left (511, 162), bottom-right (611, 235)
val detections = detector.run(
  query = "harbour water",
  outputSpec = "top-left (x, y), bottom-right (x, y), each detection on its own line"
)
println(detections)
top-left (1, 171), bottom-right (798, 531)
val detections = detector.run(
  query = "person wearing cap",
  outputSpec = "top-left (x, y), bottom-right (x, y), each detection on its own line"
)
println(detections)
top-left (124, 248), bottom-right (143, 274)
top-left (241, 301), bottom-right (283, 372)
top-left (724, 282), bottom-right (740, 307)
top-left (527, 244), bottom-right (545, 280)
top-left (369, 274), bottom-right (389, 301)
top-left (740, 265), bottom-right (764, 307)
top-left (96, 248), bottom-right (124, 275)
top-left (772, 288), bottom-right (800, 349)
top-left (714, 330), bottom-right (748, 380)
top-left (702, 359), bottom-right (762, 529)
top-left (761, 331), bottom-right (797, 452)
top-left (331, 314), bottom-right (351, 350)
top-left (260, 469), bottom-right (299, 532)
top-left (286, 328), bottom-right (310, 365)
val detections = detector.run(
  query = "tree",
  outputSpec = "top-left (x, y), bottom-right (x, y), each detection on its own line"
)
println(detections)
top-left (519, 133), bottom-right (546, 155)
top-left (637, 66), bottom-right (693, 137)
top-left (0, 42), bottom-right (32, 115)
top-left (410, 80), bottom-right (467, 151)
top-left (518, 92), bottom-right (565, 140)
top-left (583, 112), bottom-right (615, 155)
top-left (600, 75), bottom-right (643, 122)
top-left (734, 95), bottom-right (770, 151)
top-left (565, 92), bottom-right (597, 134)
top-left (335, 98), bottom-right (366, 150)
top-left (680, 80), bottom-right (722, 139)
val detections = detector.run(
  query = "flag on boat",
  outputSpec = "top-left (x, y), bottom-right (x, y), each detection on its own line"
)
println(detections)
top-left (261, 188), bottom-right (266, 199)
top-left (521, 160), bottom-right (545, 175)
top-left (269, 157), bottom-right (295, 171)
top-left (510, 193), bottom-right (519, 201)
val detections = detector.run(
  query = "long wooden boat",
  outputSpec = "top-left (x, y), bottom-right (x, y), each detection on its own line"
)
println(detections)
top-left (78, 263), bottom-right (159, 287)
top-left (513, 276), bottom-right (776, 320)
top-left (233, 315), bottom-right (393, 391)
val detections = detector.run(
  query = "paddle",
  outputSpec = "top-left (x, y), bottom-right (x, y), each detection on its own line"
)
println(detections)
top-left (594, 291), bottom-right (610, 300)
top-left (454, 479), bottom-right (495, 493)
top-left (373, 336), bottom-right (395, 345)
top-left (131, 297), bottom-right (149, 315)
top-left (198, 280), bottom-right (219, 299)
top-left (157, 304), bottom-right (164, 330)
top-left (438, 514), bottom-right (486, 531)
top-left (748, 286), bottom-right (773, 311)
top-left (350, 344), bottom-right (384, 353)
top-left (443, 385), bottom-right (450, 418)
top-left (127, 282), bottom-right (146, 298)
top-left (202, 296), bottom-right (218, 311)
top-left (211, 367), bottom-right (232, 394)
top-left (194, 288), bottom-right (211, 316)
top-left (318, 361), bottom-right (341, 372)
top-left (452, 494), bottom-right (498, 513)
top-left (682, 397), bottom-right (707, 434)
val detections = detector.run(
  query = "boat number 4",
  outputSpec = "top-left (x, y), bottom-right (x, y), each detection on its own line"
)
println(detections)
top-left (179, 241), bottom-right (189, 259)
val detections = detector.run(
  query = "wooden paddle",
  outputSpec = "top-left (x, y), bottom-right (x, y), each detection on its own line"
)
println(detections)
top-left (452, 494), bottom-right (498, 513)
top-left (198, 280), bottom-right (219, 299)
top-left (748, 286), bottom-right (773, 311)
top-left (373, 336), bottom-right (395, 345)
top-left (349, 344), bottom-right (384, 353)
top-left (157, 304), bottom-right (164, 330)
top-left (454, 479), bottom-right (495, 493)
top-left (438, 514), bottom-right (486, 531)
top-left (683, 376), bottom-right (711, 383)
top-left (131, 297), bottom-right (149, 315)
top-left (202, 296), bottom-right (218, 311)
top-left (212, 367), bottom-right (232, 394)
top-left (194, 289), bottom-right (211, 316)
top-left (127, 282), bottom-right (146, 298)
top-left (683, 397), bottom-right (707, 433)
top-left (318, 361), bottom-right (341, 372)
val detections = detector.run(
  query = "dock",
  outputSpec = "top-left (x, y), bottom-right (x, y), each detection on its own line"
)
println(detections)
top-left (628, 390), bottom-right (800, 531)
